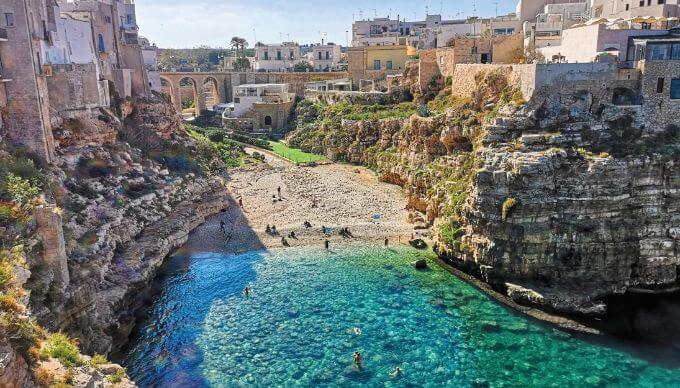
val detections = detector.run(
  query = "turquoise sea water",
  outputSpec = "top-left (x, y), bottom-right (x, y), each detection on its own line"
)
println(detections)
top-left (122, 245), bottom-right (680, 387)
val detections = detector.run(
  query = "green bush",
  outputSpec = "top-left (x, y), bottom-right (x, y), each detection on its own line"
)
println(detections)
top-left (88, 353), bottom-right (108, 368)
top-left (41, 333), bottom-right (81, 367)
top-left (107, 368), bottom-right (125, 384)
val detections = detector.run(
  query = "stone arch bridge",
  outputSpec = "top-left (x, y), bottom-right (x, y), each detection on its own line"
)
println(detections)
top-left (159, 71), bottom-right (348, 113)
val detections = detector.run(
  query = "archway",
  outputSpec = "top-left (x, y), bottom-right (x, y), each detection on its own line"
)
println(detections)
top-left (160, 76), bottom-right (175, 107)
top-left (264, 116), bottom-right (273, 126)
top-left (179, 77), bottom-right (199, 118)
top-left (202, 77), bottom-right (220, 111)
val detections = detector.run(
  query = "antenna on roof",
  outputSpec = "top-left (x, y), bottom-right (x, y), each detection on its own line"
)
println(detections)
top-left (373, 9), bottom-right (377, 18)
top-left (440, 1), bottom-right (443, 15)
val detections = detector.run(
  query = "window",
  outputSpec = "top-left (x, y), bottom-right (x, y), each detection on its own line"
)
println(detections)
top-left (276, 50), bottom-right (282, 60)
top-left (657, 78), bottom-right (665, 93)
top-left (264, 51), bottom-right (269, 60)
top-left (374, 60), bottom-right (381, 70)
top-left (289, 50), bottom-right (294, 59)
top-left (671, 43), bottom-right (680, 60)
top-left (626, 4), bottom-right (630, 10)
top-left (126, 14), bottom-right (132, 25)
top-left (4, 13), bottom-right (14, 27)
top-left (647, 0), bottom-right (651, 5)
top-left (318, 51), bottom-right (322, 60)
top-left (264, 116), bottom-right (272, 126)
top-left (386, 60), bottom-right (393, 70)
top-left (658, 0), bottom-right (665, 3)
top-left (639, 0), bottom-right (644, 5)
top-left (97, 34), bottom-right (105, 52)
top-left (648, 44), bottom-right (669, 60)
top-left (325, 51), bottom-right (329, 60)
top-left (105, 16), bottom-right (111, 23)
top-left (671, 79), bottom-right (680, 99)
top-left (370, 25), bottom-right (382, 35)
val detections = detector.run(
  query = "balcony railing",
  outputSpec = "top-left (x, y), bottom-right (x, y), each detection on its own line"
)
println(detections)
top-left (0, 28), bottom-right (8, 41)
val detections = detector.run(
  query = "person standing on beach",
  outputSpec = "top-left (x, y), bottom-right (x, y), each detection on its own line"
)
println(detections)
top-left (385, 238), bottom-right (389, 247)
top-left (239, 198), bottom-right (243, 208)
top-left (277, 186), bottom-right (282, 197)
top-left (325, 240), bottom-right (330, 250)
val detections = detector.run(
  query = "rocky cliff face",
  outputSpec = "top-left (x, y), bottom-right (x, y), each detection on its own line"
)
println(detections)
top-left (25, 96), bottom-right (231, 358)
top-left (287, 74), bottom-right (680, 318)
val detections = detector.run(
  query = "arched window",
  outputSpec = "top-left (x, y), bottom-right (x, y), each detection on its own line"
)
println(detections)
top-left (264, 116), bottom-right (272, 126)
top-left (97, 34), bottom-right (105, 53)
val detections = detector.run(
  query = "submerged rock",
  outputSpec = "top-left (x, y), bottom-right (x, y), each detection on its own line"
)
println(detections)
top-left (415, 260), bottom-right (428, 269)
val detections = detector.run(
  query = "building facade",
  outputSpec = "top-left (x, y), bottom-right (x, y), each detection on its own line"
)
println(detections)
top-left (308, 43), bottom-right (342, 71)
top-left (253, 42), bottom-right (302, 72)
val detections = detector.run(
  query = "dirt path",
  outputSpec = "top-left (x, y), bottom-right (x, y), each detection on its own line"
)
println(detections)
top-left (184, 148), bottom-right (416, 254)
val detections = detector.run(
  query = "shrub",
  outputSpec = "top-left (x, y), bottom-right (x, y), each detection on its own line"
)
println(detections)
top-left (502, 198), bottom-right (518, 222)
top-left (63, 367), bottom-right (75, 384)
top-left (88, 353), bottom-right (108, 368)
top-left (107, 368), bottom-right (125, 384)
top-left (33, 365), bottom-right (56, 387)
top-left (41, 333), bottom-right (81, 367)
top-left (206, 130), bottom-right (225, 143)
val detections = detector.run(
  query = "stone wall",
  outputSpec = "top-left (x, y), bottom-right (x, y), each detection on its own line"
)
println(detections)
top-left (35, 206), bottom-right (70, 291)
top-left (639, 61), bottom-right (680, 130)
top-left (47, 64), bottom-right (105, 113)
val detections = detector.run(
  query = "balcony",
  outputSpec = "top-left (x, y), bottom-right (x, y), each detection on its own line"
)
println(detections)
top-left (0, 28), bottom-right (7, 42)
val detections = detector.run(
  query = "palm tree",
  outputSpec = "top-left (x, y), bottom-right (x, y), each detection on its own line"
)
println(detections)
top-left (230, 37), bottom-right (249, 71)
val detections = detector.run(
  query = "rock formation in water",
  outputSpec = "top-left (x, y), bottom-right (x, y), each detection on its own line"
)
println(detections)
top-left (287, 69), bottom-right (680, 318)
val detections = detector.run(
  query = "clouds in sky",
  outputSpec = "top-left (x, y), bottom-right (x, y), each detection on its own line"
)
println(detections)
top-left (135, 0), bottom-right (517, 48)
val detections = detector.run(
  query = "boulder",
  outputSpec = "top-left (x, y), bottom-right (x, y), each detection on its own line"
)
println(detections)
top-left (415, 259), bottom-right (428, 269)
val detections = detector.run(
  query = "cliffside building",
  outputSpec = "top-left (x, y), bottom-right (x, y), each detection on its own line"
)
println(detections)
top-left (222, 83), bottom-right (295, 133)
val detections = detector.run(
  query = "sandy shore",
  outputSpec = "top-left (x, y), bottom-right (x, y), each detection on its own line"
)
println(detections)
top-left (183, 148), bottom-right (418, 255)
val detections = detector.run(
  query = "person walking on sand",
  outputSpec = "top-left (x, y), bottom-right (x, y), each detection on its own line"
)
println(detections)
top-left (266, 225), bottom-right (271, 234)
top-left (239, 198), bottom-right (243, 208)
top-left (385, 238), bottom-right (389, 247)
top-left (325, 240), bottom-right (330, 250)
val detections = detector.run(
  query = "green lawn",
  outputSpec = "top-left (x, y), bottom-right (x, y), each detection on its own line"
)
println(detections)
top-left (268, 141), bottom-right (326, 164)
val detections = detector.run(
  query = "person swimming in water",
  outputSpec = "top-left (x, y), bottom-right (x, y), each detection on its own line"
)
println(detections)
top-left (390, 367), bottom-right (402, 377)
top-left (353, 352), bottom-right (362, 366)
top-left (353, 327), bottom-right (362, 336)
top-left (243, 287), bottom-right (250, 296)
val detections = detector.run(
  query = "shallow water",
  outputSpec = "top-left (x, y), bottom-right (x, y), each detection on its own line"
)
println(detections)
top-left (122, 245), bottom-right (680, 387)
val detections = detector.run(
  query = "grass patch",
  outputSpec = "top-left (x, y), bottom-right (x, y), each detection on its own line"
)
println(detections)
top-left (40, 333), bottom-right (81, 367)
top-left (268, 141), bottom-right (326, 164)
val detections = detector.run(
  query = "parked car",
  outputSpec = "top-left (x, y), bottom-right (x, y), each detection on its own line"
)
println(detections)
top-left (213, 103), bottom-right (231, 116)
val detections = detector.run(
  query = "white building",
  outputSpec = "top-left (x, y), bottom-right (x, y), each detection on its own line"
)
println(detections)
top-left (139, 36), bottom-right (160, 92)
top-left (253, 42), bottom-right (302, 72)
top-left (353, 13), bottom-right (523, 49)
top-left (308, 43), bottom-right (342, 71)
top-left (226, 84), bottom-right (292, 118)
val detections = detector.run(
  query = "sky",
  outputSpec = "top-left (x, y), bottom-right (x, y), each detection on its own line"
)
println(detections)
top-left (136, 0), bottom-right (519, 49)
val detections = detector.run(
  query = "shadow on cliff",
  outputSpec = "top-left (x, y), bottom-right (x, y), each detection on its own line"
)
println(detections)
top-left (114, 194), bottom-right (267, 386)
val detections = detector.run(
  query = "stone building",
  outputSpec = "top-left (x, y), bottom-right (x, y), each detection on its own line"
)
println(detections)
top-left (222, 83), bottom-right (295, 133)
top-left (0, 0), bottom-right (151, 164)
top-left (0, 0), bottom-right (58, 162)
top-left (348, 45), bottom-right (409, 89)
top-left (59, 0), bottom-right (150, 98)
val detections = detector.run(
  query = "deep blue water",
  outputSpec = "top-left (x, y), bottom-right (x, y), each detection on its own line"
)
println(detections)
top-left (122, 245), bottom-right (680, 387)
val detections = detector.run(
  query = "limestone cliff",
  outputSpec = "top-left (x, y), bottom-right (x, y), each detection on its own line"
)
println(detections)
top-left (25, 96), bottom-right (232, 356)
top-left (286, 72), bottom-right (680, 318)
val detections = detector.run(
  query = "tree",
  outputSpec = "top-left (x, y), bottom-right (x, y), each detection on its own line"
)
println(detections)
top-left (233, 57), bottom-right (250, 71)
top-left (293, 61), bottom-right (314, 73)
top-left (230, 37), bottom-right (248, 58)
